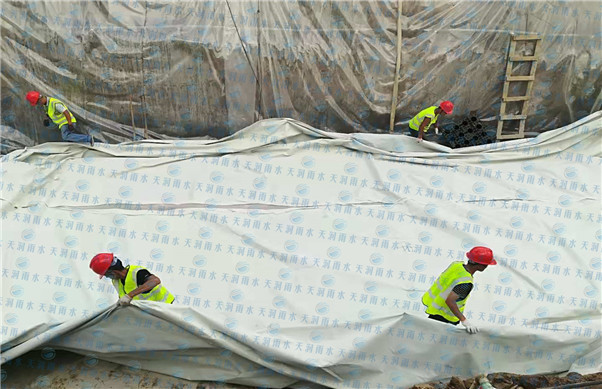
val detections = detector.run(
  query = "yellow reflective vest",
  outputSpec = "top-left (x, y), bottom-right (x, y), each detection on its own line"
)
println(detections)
top-left (409, 106), bottom-right (438, 132)
top-left (112, 265), bottom-right (175, 304)
top-left (45, 97), bottom-right (76, 128)
top-left (422, 261), bottom-right (473, 323)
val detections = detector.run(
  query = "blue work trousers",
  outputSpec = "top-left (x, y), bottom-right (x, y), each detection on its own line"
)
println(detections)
top-left (60, 124), bottom-right (91, 144)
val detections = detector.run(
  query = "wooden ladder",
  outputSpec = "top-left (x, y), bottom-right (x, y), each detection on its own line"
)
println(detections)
top-left (496, 34), bottom-right (541, 140)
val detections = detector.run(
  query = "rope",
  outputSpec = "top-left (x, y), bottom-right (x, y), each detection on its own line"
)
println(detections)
top-left (225, 0), bottom-right (259, 84)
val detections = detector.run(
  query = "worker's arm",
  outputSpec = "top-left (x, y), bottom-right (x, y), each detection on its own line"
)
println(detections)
top-left (63, 110), bottom-right (74, 127)
top-left (418, 117), bottom-right (431, 140)
top-left (444, 291), bottom-right (466, 322)
top-left (127, 275), bottom-right (161, 298)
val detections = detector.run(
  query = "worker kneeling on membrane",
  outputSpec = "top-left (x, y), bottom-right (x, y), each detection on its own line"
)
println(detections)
top-left (26, 91), bottom-right (99, 146)
top-left (422, 246), bottom-right (496, 334)
top-left (408, 101), bottom-right (454, 141)
top-left (90, 253), bottom-right (175, 305)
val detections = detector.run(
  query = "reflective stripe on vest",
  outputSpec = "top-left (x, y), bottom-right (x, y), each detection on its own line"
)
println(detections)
top-left (421, 261), bottom-right (473, 322)
top-left (46, 97), bottom-right (76, 128)
top-left (112, 265), bottom-right (175, 304)
top-left (409, 106), bottom-right (438, 132)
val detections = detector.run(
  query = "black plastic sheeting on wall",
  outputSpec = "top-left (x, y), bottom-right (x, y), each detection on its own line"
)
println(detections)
top-left (1, 0), bottom-right (601, 151)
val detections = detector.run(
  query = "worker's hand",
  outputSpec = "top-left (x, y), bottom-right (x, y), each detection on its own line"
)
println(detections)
top-left (118, 295), bottom-right (133, 306)
top-left (68, 123), bottom-right (75, 131)
top-left (43, 119), bottom-right (50, 127)
top-left (417, 137), bottom-right (423, 143)
top-left (461, 319), bottom-right (479, 334)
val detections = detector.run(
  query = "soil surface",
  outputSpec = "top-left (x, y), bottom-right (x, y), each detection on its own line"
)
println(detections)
top-left (1, 349), bottom-right (252, 389)
top-left (411, 372), bottom-right (602, 389)
top-left (2, 349), bottom-right (601, 389)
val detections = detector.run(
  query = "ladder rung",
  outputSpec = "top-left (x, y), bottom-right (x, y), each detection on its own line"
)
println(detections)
top-left (510, 55), bottom-right (538, 61)
top-left (506, 75), bottom-right (535, 81)
top-left (512, 34), bottom-right (541, 41)
top-left (499, 114), bottom-right (527, 120)
top-left (503, 96), bottom-right (530, 101)
top-left (498, 133), bottom-right (525, 140)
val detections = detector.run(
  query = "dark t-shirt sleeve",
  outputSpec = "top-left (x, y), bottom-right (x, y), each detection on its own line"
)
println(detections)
top-left (452, 283), bottom-right (473, 301)
top-left (136, 269), bottom-right (152, 286)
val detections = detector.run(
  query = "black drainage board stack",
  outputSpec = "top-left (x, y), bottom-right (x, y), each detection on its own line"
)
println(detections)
top-left (440, 116), bottom-right (497, 148)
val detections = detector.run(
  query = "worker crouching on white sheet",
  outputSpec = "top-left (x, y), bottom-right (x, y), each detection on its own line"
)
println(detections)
top-left (90, 253), bottom-right (175, 305)
top-left (26, 91), bottom-right (98, 146)
top-left (408, 101), bottom-right (454, 141)
top-left (422, 246), bottom-right (497, 334)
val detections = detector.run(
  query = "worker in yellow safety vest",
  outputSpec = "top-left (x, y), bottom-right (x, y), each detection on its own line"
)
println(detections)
top-left (408, 101), bottom-right (454, 141)
top-left (26, 90), bottom-right (97, 146)
top-left (422, 246), bottom-right (496, 334)
top-left (90, 253), bottom-right (175, 305)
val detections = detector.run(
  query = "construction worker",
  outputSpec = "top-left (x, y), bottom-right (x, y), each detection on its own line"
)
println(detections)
top-left (26, 91), bottom-right (96, 146)
top-left (408, 101), bottom-right (454, 141)
top-left (89, 253), bottom-right (175, 305)
top-left (422, 246), bottom-right (497, 334)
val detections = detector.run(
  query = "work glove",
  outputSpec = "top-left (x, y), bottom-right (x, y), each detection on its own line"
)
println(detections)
top-left (118, 295), bottom-right (132, 306)
top-left (435, 127), bottom-right (439, 135)
top-left (43, 119), bottom-right (50, 127)
top-left (68, 123), bottom-right (75, 131)
top-left (417, 138), bottom-right (423, 143)
top-left (461, 319), bottom-right (479, 334)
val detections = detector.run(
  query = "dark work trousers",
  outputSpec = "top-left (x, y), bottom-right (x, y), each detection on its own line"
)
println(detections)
top-left (60, 123), bottom-right (92, 144)
top-left (428, 314), bottom-right (459, 326)
top-left (408, 126), bottom-right (419, 138)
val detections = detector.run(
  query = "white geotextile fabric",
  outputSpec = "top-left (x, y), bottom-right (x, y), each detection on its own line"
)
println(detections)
top-left (1, 115), bottom-right (601, 387)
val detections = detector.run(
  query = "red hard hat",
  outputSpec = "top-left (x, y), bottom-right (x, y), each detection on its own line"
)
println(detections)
top-left (466, 246), bottom-right (496, 265)
top-left (26, 91), bottom-right (40, 106)
top-left (440, 100), bottom-right (454, 114)
top-left (90, 253), bottom-right (114, 278)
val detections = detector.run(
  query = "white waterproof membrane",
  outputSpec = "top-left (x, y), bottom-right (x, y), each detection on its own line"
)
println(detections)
top-left (1, 116), bottom-right (601, 387)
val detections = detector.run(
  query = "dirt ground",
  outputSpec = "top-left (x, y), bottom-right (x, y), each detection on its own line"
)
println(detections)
top-left (0, 349), bottom-right (252, 389)
top-left (411, 372), bottom-right (602, 389)
top-left (2, 349), bottom-right (601, 389)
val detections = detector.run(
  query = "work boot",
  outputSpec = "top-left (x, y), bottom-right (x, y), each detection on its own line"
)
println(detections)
top-left (90, 136), bottom-right (95, 147)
